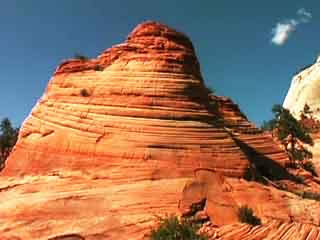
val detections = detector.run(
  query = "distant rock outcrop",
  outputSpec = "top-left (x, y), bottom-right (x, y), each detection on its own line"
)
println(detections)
top-left (283, 57), bottom-right (320, 119)
top-left (0, 21), bottom-right (319, 240)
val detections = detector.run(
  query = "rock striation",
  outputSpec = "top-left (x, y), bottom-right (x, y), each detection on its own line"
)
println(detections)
top-left (213, 95), bottom-right (288, 168)
top-left (0, 21), bottom-right (317, 240)
top-left (200, 220), bottom-right (320, 240)
top-left (4, 21), bottom-right (251, 178)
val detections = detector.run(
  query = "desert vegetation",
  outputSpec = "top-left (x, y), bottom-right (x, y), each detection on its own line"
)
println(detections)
top-left (150, 216), bottom-right (207, 240)
top-left (262, 104), bottom-right (316, 175)
top-left (80, 88), bottom-right (90, 97)
top-left (94, 64), bottom-right (104, 71)
top-left (237, 205), bottom-right (261, 226)
top-left (294, 63), bottom-right (313, 76)
top-left (0, 118), bottom-right (19, 168)
top-left (277, 183), bottom-right (320, 201)
top-left (74, 53), bottom-right (89, 61)
top-left (205, 86), bottom-right (215, 95)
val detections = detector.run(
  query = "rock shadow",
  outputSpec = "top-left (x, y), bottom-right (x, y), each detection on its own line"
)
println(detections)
top-left (48, 234), bottom-right (85, 240)
top-left (175, 83), bottom-right (301, 185)
top-left (231, 136), bottom-right (304, 184)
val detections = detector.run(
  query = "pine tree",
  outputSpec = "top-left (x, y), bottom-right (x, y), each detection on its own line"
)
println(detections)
top-left (0, 118), bottom-right (19, 168)
top-left (271, 104), bottom-right (313, 167)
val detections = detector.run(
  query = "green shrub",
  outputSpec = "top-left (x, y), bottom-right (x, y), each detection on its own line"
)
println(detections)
top-left (295, 191), bottom-right (320, 201)
top-left (205, 86), bottom-right (215, 94)
top-left (303, 161), bottom-right (318, 177)
top-left (80, 89), bottom-right (90, 97)
top-left (303, 191), bottom-right (320, 200)
top-left (270, 104), bottom-right (313, 168)
top-left (238, 205), bottom-right (261, 226)
top-left (94, 64), bottom-right (104, 71)
top-left (294, 64), bottom-right (313, 76)
top-left (294, 175), bottom-right (305, 184)
top-left (0, 118), bottom-right (19, 169)
top-left (260, 119), bottom-right (277, 131)
top-left (150, 216), bottom-right (207, 240)
top-left (74, 53), bottom-right (89, 61)
top-left (277, 185), bottom-right (320, 201)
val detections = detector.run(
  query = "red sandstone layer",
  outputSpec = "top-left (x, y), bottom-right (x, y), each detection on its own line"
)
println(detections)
top-left (0, 21), bottom-right (316, 240)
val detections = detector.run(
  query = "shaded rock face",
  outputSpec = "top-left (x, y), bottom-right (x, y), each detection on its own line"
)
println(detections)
top-left (0, 21), bottom-right (314, 240)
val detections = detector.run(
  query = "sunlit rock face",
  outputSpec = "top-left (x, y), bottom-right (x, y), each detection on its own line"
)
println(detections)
top-left (283, 57), bottom-right (320, 118)
top-left (2, 21), bottom-right (317, 240)
top-left (201, 220), bottom-right (320, 240)
top-left (4, 21), bottom-right (251, 178)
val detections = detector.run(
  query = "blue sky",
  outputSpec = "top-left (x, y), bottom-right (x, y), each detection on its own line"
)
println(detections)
top-left (1, 1), bottom-right (319, 127)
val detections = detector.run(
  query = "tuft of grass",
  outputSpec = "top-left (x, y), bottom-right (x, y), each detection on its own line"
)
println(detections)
top-left (295, 190), bottom-right (320, 201)
top-left (294, 175), bottom-right (305, 184)
top-left (94, 64), bottom-right (104, 71)
top-left (294, 63), bottom-right (313, 76)
top-left (238, 205), bottom-right (261, 226)
top-left (302, 191), bottom-right (320, 201)
top-left (277, 184), bottom-right (320, 202)
top-left (74, 53), bottom-right (89, 61)
top-left (150, 216), bottom-right (207, 240)
top-left (204, 86), bottom-right (215, 95)
top-left (80, 89), bottom-right (90, 97)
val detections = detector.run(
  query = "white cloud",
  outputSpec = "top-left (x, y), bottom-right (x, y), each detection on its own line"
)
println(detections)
top-left (271, 8), bottom-right (312, 46)
top-left (271, 20), bottom-right (297, 46)
top-left (297, 8), bottom-right (312, 22)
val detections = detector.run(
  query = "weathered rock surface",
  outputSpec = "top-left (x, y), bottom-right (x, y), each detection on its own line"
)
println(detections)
top-left (200, 220), bottom-right (320, 240)
top-left (283, 57), bottom-right (320, 119)
top-left (4, 21), bottom-right (251, 178)
top-left (0, 21), bottom-right (317, 240)
top-left (213, 95), bottom-right (289, 171)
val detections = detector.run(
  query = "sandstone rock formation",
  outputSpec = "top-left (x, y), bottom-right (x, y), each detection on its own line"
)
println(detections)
top-left (0, 21), bottom-right (319, 240)
top-left (200, 220), bottom-right (320, 240)
top-left (283, 57), bottom-right (320, 119)
top-left (4, 21), bottom-right (251, 178)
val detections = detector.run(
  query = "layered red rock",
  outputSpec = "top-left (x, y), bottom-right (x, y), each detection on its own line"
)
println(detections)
top-left (213, 95), bottom-right (288, 167)
top-left (0, 21), bottom-right (315, 240)
top-left (200, 220), bottom-right (320, 240)
top-left (4, 21), bottom-right (252, 179)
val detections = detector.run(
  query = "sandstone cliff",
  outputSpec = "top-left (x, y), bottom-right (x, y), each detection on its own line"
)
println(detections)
top-left (283, 57), bottom-right (320, 119)
top-left (0, 21), bottom-right (319, 240)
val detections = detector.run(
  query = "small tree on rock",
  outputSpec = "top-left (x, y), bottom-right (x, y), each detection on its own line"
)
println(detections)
top-left (260, 119), bottom-right (277, 132)
top-left (0, 118), bottom-right (19, 168)
top-left (271, 104), bottom-right (313, 168)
